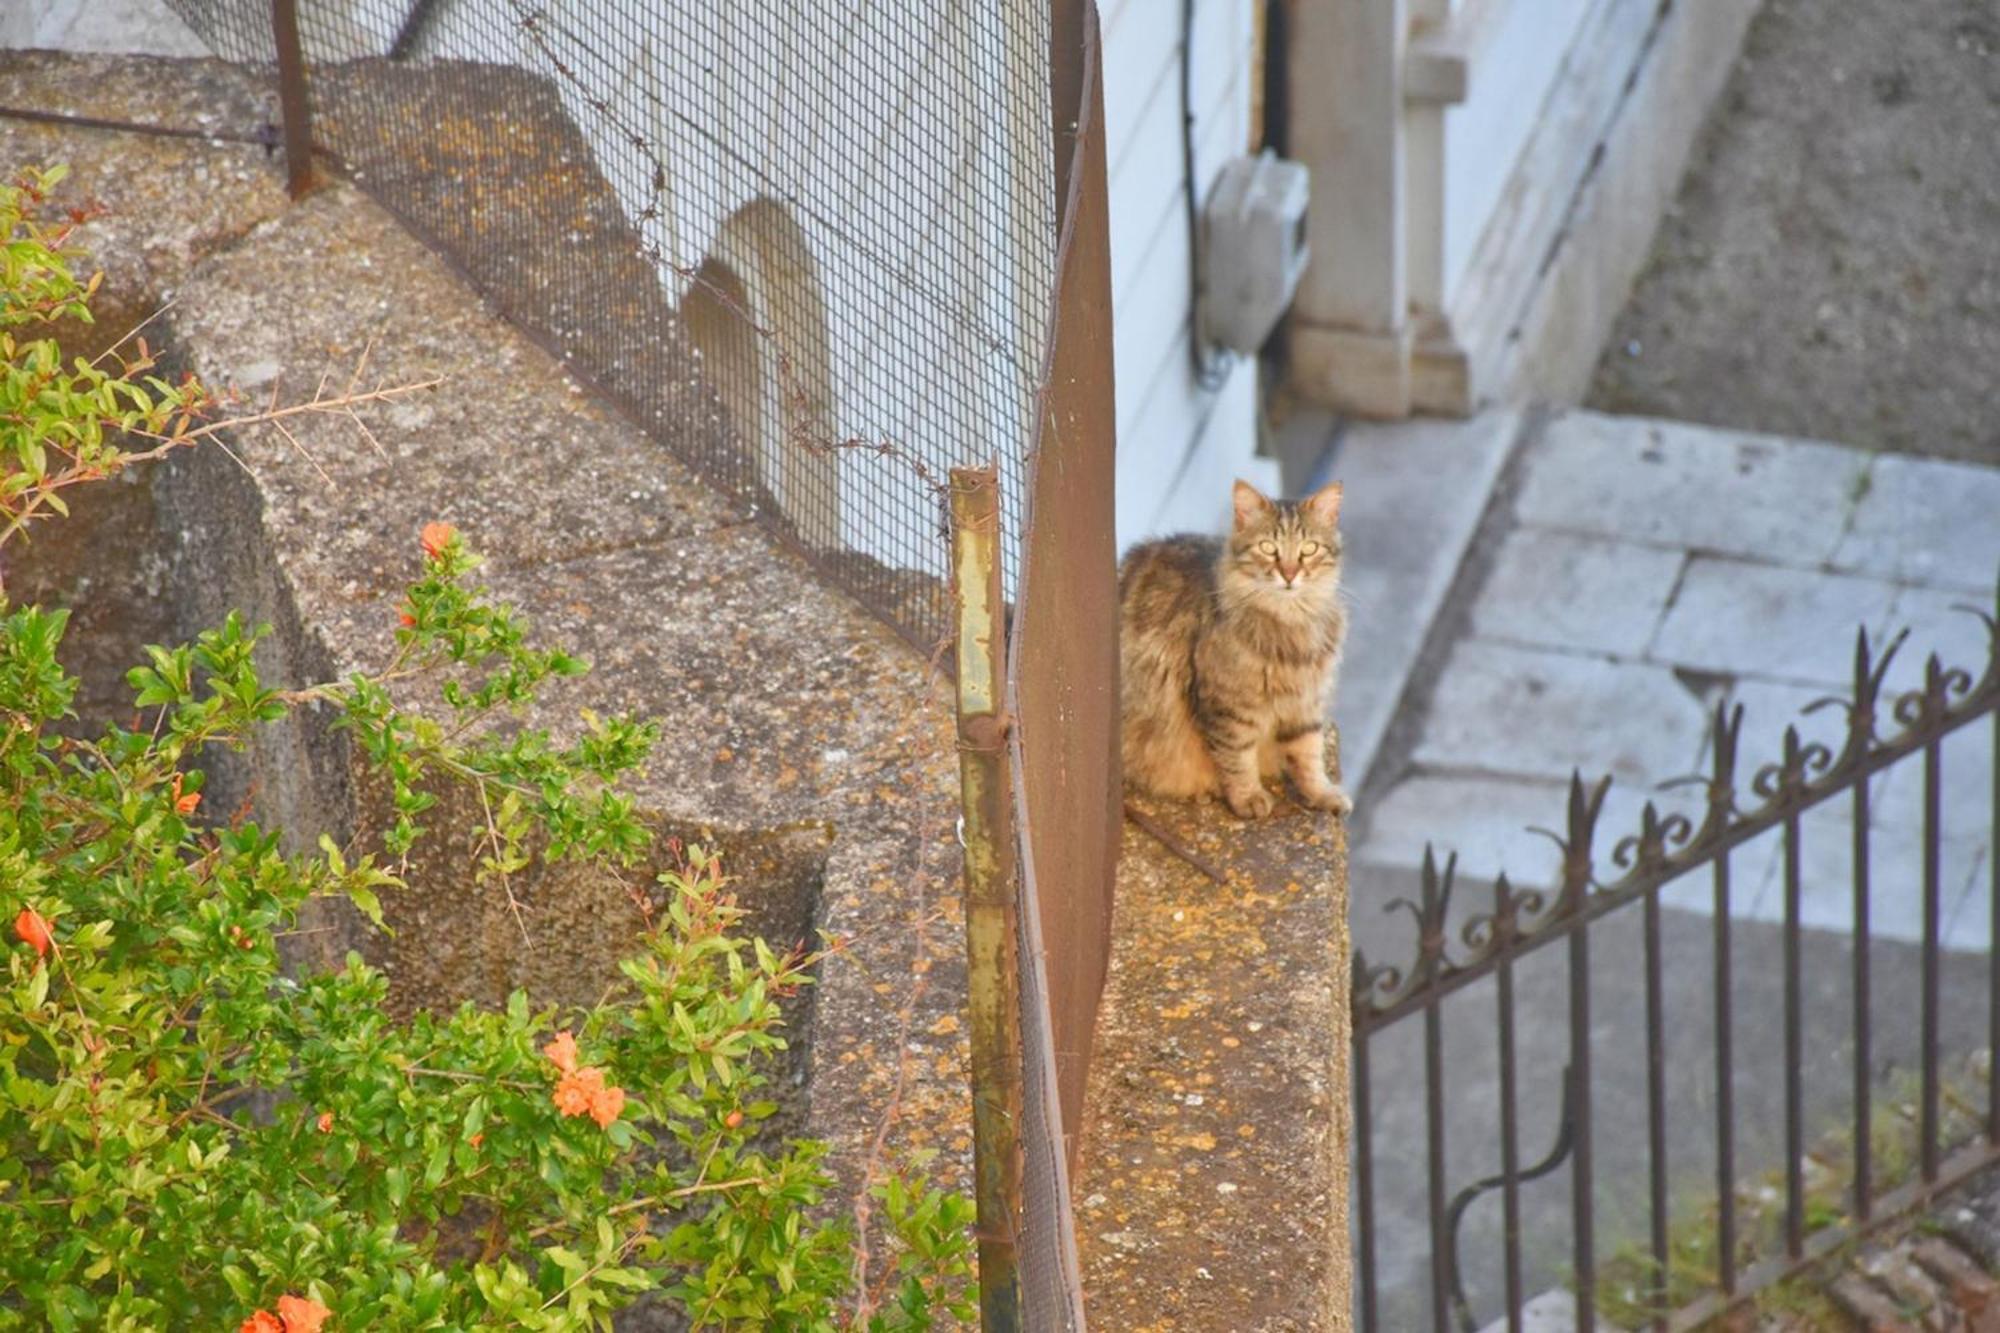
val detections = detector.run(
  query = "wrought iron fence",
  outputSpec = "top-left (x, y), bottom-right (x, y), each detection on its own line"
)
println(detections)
top-left (1353, 576), bottom-right (2000, 1331)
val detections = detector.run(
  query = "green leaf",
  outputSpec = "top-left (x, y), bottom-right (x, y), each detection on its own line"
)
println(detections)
top-left (346, 880), bottom-right (384, 929)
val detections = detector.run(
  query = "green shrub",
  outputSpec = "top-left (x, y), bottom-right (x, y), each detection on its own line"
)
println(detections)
top-left (0, 164), bottom-right (973, 1331)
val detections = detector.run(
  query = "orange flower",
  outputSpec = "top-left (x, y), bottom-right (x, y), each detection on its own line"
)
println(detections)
top-left (276, 1294), bottom-right (331, 1333)
top-left (553, 1065), bottom-right (604, 1118)
top-left (170, 773), bottom-right (200, 816)
top-left (468, 1131), bottom-right (484, 1149)
top-left (724, 1109), bottom-right (744, 1130)
top-left (315, 1110), bottom-right (334, 1134)
top-left (397, 609), bottom-right (416, 628)
top-left (542, 1030), bottom-right (579, 1074)
top-left (240, 1312), bottom-right (284, 1333)
top-left (13, 907), bottom-right (50, 958)
top-left (587, 1083), bottom-right (626, 1128)
top-left (419, 521), bottom-right (456, 559)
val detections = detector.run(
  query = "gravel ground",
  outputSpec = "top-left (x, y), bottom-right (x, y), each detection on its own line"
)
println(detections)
top-left (1588, 0), bottom-right (2000, 463)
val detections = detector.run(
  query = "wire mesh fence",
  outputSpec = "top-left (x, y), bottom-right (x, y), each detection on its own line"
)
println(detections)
top-left (155, 1), bottom-right (1104, 1325)
top-left (166, 0), bottom-right (1056, 654)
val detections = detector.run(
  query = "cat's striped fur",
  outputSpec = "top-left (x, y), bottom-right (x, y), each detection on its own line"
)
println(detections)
top-left (1118, 479), bottom-right (1350, 820)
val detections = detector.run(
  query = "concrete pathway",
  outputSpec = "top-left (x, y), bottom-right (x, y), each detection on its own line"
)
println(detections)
top-left (1352, 409), bottom-right (1998, 951)
top-left (1326, 407), bottom-right (2000, 1329)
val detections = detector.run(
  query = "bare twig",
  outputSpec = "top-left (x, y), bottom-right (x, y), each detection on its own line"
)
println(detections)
top-left (1122, 798), bottom-right (1228, 886)
top-left (85, 295), bottom-right (177, 369)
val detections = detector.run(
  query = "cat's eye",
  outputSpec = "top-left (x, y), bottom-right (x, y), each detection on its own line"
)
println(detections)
top-left (1300, 541), bottom-right (1320, 556)
top-left (1257, 540), bottom-right (1278, 556)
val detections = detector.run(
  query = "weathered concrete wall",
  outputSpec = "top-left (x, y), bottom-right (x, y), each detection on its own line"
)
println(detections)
top-left (0, 54), bottom-right (295, 728)
top-left (138, 175), bottom-right (978, 1197)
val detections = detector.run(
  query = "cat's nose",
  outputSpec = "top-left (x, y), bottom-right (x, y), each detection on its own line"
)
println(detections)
top-left (1278, 562), bottom-right (1301, 585)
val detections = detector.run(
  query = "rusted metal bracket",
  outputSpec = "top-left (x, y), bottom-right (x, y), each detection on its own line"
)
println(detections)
top-left (951, 464), bottom-right (1025, 1331)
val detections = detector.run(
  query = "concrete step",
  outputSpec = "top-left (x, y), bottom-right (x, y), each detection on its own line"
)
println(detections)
top-left (1304, 407), bottom-right (1521, 797)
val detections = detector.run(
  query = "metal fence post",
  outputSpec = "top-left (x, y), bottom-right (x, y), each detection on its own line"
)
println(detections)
top-left (271, 0), bottom-right (317, 198)
top-left (951, 465), bottom-right (1025, 1331)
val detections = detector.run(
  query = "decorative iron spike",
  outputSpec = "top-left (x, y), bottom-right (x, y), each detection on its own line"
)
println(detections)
top-left (1783, 722), bottom-right (1809, 794)
top-left (1559, 772), bottom-right (1609, 913)
top-left (1460, 870), bottom-right (1520, 958)
top-left (1417, 847), bottom-right (1461, 981)
top-left (1895, 651), bottom-right (1962, 731)
top-left (1611, 798), bottom-right (1693, 879)
top-left (1971, 589), bottom-right (2000, 702)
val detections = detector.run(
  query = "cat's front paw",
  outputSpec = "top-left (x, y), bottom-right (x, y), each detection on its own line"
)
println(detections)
top-left (1303, 784), bottom-right (1353, 818)
top-left (1225, 785), bottom-right (1275, 819)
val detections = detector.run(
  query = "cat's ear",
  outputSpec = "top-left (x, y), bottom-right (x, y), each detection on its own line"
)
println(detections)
top-left (1232, 479), bottom-right (1273, 529)
top-left (1302, 480), bottom-right (1343, 527)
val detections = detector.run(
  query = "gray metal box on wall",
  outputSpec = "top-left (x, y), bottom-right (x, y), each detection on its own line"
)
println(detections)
top-left (1200, 150), bottom-right (1310, 354)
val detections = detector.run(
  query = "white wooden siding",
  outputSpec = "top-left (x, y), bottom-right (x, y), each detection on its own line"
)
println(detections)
top-left (1103, 0), bottom-right (1278, 549)
top-left (1439, 0), bottom-right (1595, 300)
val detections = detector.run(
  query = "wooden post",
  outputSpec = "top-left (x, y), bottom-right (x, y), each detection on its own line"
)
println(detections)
top-left (951, 465), bottom-right (1024, 1331)
top-left (271, 0), bottom-right (318, 198)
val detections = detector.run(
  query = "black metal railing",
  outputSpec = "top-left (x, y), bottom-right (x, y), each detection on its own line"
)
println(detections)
top-left (1353, 576), bottom-right (2000, 1331)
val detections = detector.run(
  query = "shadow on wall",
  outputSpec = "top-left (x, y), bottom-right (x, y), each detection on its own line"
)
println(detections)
top-left (681, 199), bottom-right (840, 553)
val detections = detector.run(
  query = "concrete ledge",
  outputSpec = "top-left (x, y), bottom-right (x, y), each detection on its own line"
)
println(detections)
top-left (1078, 794), bottom-right (1351, 1330)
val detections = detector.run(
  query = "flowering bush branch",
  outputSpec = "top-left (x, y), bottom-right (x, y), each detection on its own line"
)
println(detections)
top-left (0, 164), bottom-right (973, 1330)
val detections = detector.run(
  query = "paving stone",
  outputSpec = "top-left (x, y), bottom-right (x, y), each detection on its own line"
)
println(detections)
top-left (1357, 772), bottom-right (1697, 888)
top-left (1469, 529), bottom-right (1686, 657)
top-left (1352, 771), bottom-right (1714, 953)
top-left (1911, 1238), bottom-right (2000, 1329)
top-left (1325, 409), bottom-right (1519, 791)
top-left (1736, 790), bottom-right (1989, 950)
top-left (1711, 676), bottom-right (1874, 776)
top-left (1834, 453), bottom-right (2000, 595)
top-left (1412, 641), bottom-right (1711, 788)
top-left (1862, 1248), bottom-right (1950, 1330)
top-left (1881, 583), bottom-right (2000, 703)
top-left (1831, 1271), bottom-right (1917, 1331)
top-left (1714, 664), bottom-right (1992, 844)
top-left (1944, 1173), bottom-right (2000, 1274)
top-left (1516, 411), bottom-right (1870, 563)
top-left (1648, 557), bottom-right (1903, 687)
top-left (1667, 671), bottom-right (1993, 946)
top-left (1358, 774), bottom-right (1573, 891)
top-left (1475, 1289), bottom-right (1579, 1333)
top-left (1870, 718), bottom-right (1996, 860)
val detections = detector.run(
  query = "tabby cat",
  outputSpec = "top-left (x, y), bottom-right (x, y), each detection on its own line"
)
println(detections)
top-left (1119, 478), bottom-right (1350, 820)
